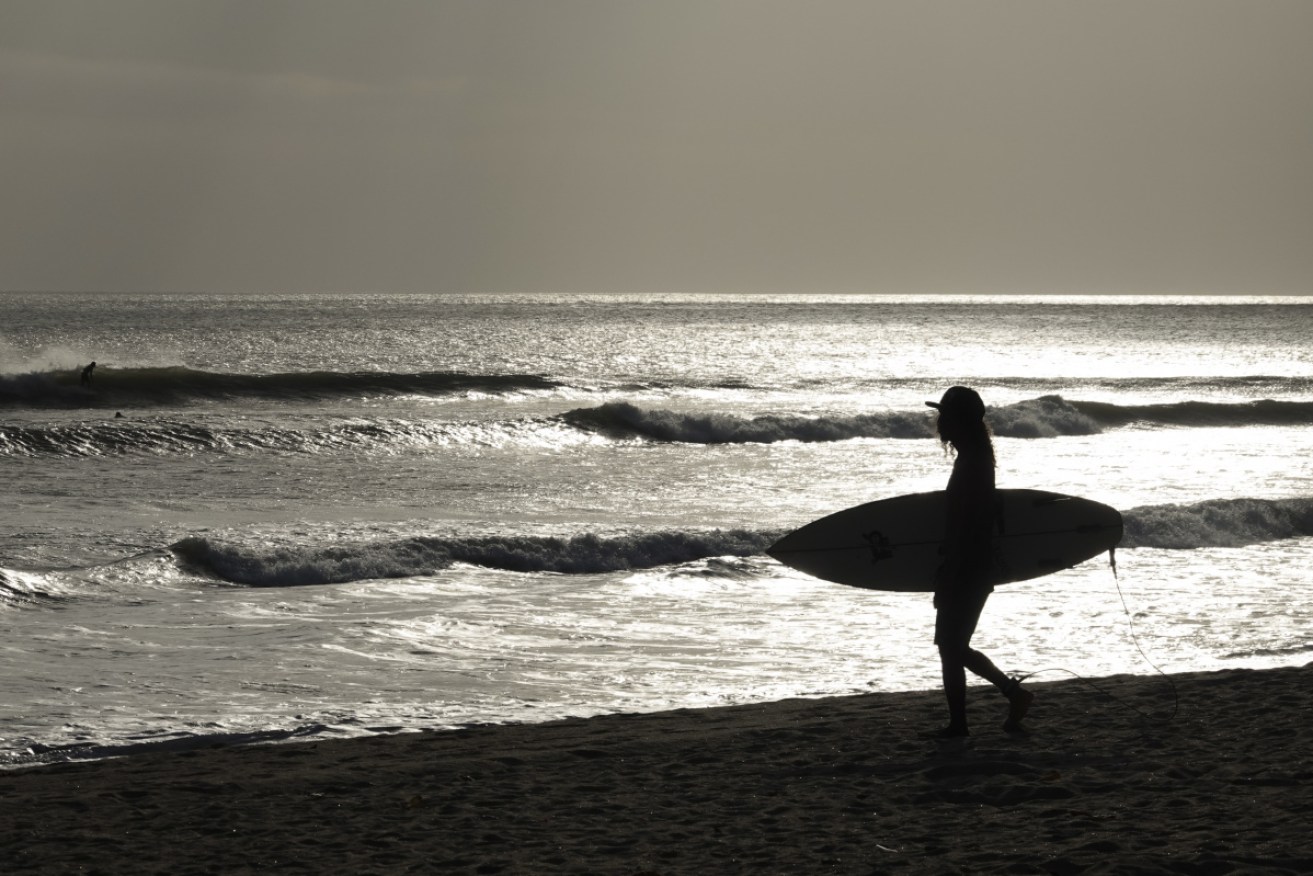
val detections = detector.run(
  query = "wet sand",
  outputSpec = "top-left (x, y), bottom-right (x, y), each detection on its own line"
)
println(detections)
top-left (4, 665), bottom-right (1312, 874)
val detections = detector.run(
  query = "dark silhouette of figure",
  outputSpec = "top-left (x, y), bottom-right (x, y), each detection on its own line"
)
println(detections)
top-left (80, 361), bottom-right (96, 386)
top-left (927, 386), bottom-right (1032, 736)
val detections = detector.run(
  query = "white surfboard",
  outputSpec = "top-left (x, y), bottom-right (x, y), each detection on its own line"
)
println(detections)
top-left (767, 489), bottom-right (1123, 592)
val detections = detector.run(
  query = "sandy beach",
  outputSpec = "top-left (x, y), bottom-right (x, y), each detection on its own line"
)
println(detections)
top-left (4, 665), bottom-right (1312, 875)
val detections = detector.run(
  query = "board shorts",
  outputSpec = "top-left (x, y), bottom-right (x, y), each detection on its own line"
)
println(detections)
top-left (934, 586), bottom-right (992, 650)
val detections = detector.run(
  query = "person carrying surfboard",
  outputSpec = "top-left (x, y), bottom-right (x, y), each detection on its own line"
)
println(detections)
top-left (927, 386), bottom-right (1033, 737)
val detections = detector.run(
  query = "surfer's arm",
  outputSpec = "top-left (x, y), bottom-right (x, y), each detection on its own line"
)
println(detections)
top-left (935, 459), bottom-right (994, 591)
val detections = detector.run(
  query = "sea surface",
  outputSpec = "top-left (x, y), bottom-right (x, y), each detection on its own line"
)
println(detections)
top-left (2, 292), bottom-right (1311, 766)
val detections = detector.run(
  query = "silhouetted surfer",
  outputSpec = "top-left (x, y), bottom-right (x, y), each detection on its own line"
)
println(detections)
top-left (927, 386), bottom-right (1033, 737)
top-left (80, 361), bottom-right (96, 386)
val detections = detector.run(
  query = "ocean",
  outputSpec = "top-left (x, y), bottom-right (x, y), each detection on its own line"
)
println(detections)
top-left (2, 292), bottom-right (1311, 767)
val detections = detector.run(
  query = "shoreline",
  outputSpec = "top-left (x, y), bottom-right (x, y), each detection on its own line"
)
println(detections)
top-left (4, 665), bottom-right (1312, 874)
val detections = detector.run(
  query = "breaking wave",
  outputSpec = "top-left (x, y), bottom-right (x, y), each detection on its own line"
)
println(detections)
top-left (1121, 497), bottom-right (1313, 549)
top-left (0, 367), bottom-right (563, 409)
top-left (1071, 398), bottom-right (1313, 429)
top-left (561, 397), bottom-right (1100, 443)
top-left (561, 395), bottom-right (1313, 445)
top-left (561, 402), bottom-right (933, 443)
top-left (0, 569), bottom-right (64, 608)
top-left (560, 398), bottom-right (1106, 443)
top-left (171, 530), bottom-right (781, 588)
top-left (167, 495), bottom-right (1313, 589)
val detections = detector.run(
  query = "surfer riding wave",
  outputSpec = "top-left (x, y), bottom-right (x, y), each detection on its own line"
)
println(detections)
top-left (928, 386), bottom-right (1033, 737)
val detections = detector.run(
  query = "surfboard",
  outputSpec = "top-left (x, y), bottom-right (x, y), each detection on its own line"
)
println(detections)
top-left (767, 489), bottom-right (1123, 592)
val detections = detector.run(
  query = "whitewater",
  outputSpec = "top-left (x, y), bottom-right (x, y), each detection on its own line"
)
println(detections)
top-left (2, 292), bottom-right (1311, 767)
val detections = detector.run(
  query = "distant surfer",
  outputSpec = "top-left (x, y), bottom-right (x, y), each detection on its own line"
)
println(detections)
top-left (927, 386), bottom-right (1033, 737)
top-left (80, 361), bottom-right (96, 386)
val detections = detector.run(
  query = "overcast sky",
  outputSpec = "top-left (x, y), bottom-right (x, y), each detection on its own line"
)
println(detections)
top-left (3, 1), bottom-right (1310, 295)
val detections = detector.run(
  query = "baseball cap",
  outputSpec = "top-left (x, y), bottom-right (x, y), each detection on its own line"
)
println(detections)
top-left (925, 386), bottom-right (986, 420)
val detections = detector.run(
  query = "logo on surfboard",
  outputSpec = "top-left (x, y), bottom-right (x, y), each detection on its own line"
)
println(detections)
top-left (862, 529), bottom-right (894, 563)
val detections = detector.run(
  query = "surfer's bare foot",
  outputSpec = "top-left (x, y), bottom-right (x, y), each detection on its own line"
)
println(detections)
top-left (936, 723), bottom-right (970, 739)
top-left (1003, 685), bottom-right (1034, 732)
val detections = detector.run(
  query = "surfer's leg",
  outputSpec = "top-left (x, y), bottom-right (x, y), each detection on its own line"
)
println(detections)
top-left (937, 645), bottom-right (969, 736)
top-left (961, 649), bottom-right (1033, 728)
top-left (934, 602), bottom-right (972, 735)
top-left (1001, 677), bottom-right (1034, 731)
top-left (962, 648), bottom-right (1009, 688)
top-left (942, 587), bottom-right (1034, 731)
top-left (934, 593), bottom-right (985, 735)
